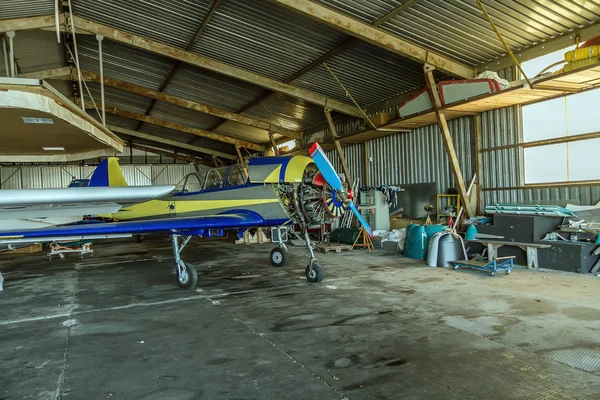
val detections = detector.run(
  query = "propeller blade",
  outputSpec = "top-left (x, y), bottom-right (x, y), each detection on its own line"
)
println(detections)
top-left (309, 142), bottom-right (343, 191)
top-left (349, 202), bottom-right (372, 236)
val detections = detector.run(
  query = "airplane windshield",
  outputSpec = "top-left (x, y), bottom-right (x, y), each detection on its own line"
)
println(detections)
top-left (173, 164), bottom-right (247, 194)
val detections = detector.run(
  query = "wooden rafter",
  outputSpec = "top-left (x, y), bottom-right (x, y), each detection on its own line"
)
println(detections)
top-left (108, 125), bottom-right (237, 161)
top-left (23, 68), bottom-right (303, 140)
top-left (424, 64), bottom-right (470, 218)
top-left (92, 106), bottom-right (266, 152)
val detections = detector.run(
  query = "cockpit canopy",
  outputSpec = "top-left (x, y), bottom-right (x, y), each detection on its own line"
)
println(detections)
top-left (174, 164), bottom-right (247, 194)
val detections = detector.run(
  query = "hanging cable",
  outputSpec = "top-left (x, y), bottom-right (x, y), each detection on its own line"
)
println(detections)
top-left (322, 62), bottom-right (377, 130)
top-left (475, 0), bottom-right (533, 88)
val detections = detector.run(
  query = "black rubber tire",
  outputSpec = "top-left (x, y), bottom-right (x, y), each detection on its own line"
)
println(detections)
top-left (505, 270), bottom-right (511, 275)
top-left (176, 262), bottom-right (198, 289)
top-left (270, 247), bottom-right (287, 267)
top-left (305, 263), bottom-right (324, 283)
top-left (490, 271), bottom-right (496, 276)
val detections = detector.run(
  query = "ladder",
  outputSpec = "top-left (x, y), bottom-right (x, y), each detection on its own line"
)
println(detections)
top-left (341, 177), bottom-right (360, 228)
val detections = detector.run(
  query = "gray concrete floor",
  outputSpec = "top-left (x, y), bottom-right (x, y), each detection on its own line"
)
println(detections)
top-left (1, 237), bottom-right (599, 400)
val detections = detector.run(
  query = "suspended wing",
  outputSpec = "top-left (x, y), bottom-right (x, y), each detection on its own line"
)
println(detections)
top-left (0, 211), bottom-right (270, 245)
top-left (0, 186), bottom-right (174, 220)
top-left (309, 142), bottom-right (372, 236)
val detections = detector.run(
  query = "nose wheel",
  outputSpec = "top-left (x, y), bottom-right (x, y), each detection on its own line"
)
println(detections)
top-left (171, 234), bottom-right (198, 290)
top-left (270, 246), bottom-right (287, 267)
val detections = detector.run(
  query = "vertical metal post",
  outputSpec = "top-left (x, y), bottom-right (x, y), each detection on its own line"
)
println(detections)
top-left (474, 114), bottom-right (484, 215)
top-left (96, 34), bottom-right (106, 126)
top-left (6, 31), bottom-right (15, 77)
top-left (363, 141), bottom-right (370, 186)
top-left (54, 0), bottom-right (61, 43)
top-left (67, 0), bottom-right (84, 111)
top-left (2, 37), bottom-right (9, 77)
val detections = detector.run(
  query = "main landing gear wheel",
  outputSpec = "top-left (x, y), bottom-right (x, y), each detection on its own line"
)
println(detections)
top-left (305, 262), bottom-right (323, 283)
top-left (270, 246), bottom-right (287, 267)
top-left (176, 260), bottom-right (198, 289)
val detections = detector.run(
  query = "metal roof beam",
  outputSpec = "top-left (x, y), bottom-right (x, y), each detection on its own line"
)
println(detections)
top-left (108, 125), bottom-right (237, 161)
top-left (67, 16), bottom-right (362, 117)
top-left (91, 106), bottom-right (265, 152)
top-left (267, 0), bottom-right (475, 79)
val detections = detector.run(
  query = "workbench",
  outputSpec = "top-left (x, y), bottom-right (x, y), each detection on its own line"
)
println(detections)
top-left (471, 240), bottom-right (551, 269)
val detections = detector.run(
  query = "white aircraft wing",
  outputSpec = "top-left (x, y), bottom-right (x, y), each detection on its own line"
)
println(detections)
top-left (0, 186), bottom-right (174, 219)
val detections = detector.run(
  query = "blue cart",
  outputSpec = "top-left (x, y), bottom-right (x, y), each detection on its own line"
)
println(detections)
top-left (451, 256), bottom-right (515, 276)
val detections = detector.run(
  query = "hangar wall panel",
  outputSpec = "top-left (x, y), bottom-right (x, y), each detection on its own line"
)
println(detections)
top-left (325, 144), bottom-right (365, 186)
top-left (0, 164), bottom-right (194, 189)
top-left (366, 117), bottom-right (474, 194)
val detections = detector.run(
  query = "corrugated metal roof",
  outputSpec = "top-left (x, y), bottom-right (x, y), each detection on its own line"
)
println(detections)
top-left (77, 35), bottom-right (176, 90)
top-left (148, 101), bottom-right (223, 130)
top-left (11, 30), bottom-right (65, 74)
top-left (291, 40), bottom-right (424, 107)
top-left (212, 121), bottom-right (271, 144)
top-left (163, 64), bottom-right (265, 111)
top-left (0, 0), bottom-right (55, 19)
top-left (72, 0), bottom-right (213, 49)
top-left (83, 82), bottom-right (154, 114)
top-left (380, 0), bottom-right (600, 66)
top-left (191, 0), bottom-right (347, 81)
top-left (242, 92), bottom-right (325, 131)
top-left (137, 123), bottom-right (236, 155)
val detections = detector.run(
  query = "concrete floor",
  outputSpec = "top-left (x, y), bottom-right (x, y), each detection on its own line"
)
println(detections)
top-left (1, 237), bottom-right (599, 400)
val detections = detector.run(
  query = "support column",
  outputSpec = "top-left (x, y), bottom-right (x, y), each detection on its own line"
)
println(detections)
top-left (324, 107), bottom-right (352, 185)
top-left (236, 145), bottom-right (249, 179)
top-left (96, 34), bottom-right (106, 126)
top-left (363, 141), bottom-right (370, 186)
top-left (474, 113), bottom-right (484, 215)
top-left (2, 37), bottom-right (8, 77)
top-left (6, 31), bottom-right (15, 77)
top-left (269, 133), bottom-right (280, 156)
top-left (424, 64), bottom-right (470, 218)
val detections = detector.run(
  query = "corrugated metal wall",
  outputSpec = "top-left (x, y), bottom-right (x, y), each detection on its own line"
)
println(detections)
top-left (325, 144), bottom-right (366, 185)
top-left (0, 146), bottom-right (196, 189)
top-left (0, 164), bottom-right (195, 189)
top-left (367, 117), bottom-right (474, 193)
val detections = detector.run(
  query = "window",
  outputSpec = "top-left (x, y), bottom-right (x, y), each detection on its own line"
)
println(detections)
top-left (522, 47), bottom-right (600, 184)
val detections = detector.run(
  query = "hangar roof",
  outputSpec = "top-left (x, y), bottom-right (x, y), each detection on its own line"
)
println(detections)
top-left (2, 0), bottom-right (600, 162)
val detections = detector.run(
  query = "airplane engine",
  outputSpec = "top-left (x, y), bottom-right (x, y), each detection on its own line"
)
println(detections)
top-left (276, 167), bottom-right (346, 227)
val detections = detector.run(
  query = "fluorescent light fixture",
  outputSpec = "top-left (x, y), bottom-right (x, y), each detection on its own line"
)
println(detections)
top-left (42, 147), bottom-right (65, 151)
top-left (21, 117), bottom-right (54, 124)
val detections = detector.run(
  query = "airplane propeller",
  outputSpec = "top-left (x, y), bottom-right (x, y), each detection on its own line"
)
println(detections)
top-left (309, 143), bottom-right (372, 236)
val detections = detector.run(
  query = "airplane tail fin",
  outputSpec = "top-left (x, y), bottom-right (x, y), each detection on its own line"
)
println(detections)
top-left (89, 157), bottom-right (128, 187)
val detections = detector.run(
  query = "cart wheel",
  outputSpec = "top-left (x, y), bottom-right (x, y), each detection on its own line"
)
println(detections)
top-left (505, 270), bottom-right (511, 275)
top-left (453, 265), bottom-right (459, 270)
top-left (490, 271), bottom-right (496, 276)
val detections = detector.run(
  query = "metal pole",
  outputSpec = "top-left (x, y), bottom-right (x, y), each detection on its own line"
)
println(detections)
top-left (2, 37), bottom-right (9, 77)
top-left (6, 31), bottom-right (15, 77)
top-left (54, 0), bottom-right (61, 43)
top-left (96, 34), bottom-right (105, 126)
top-left (67, 0), bottom-right (84, 111)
